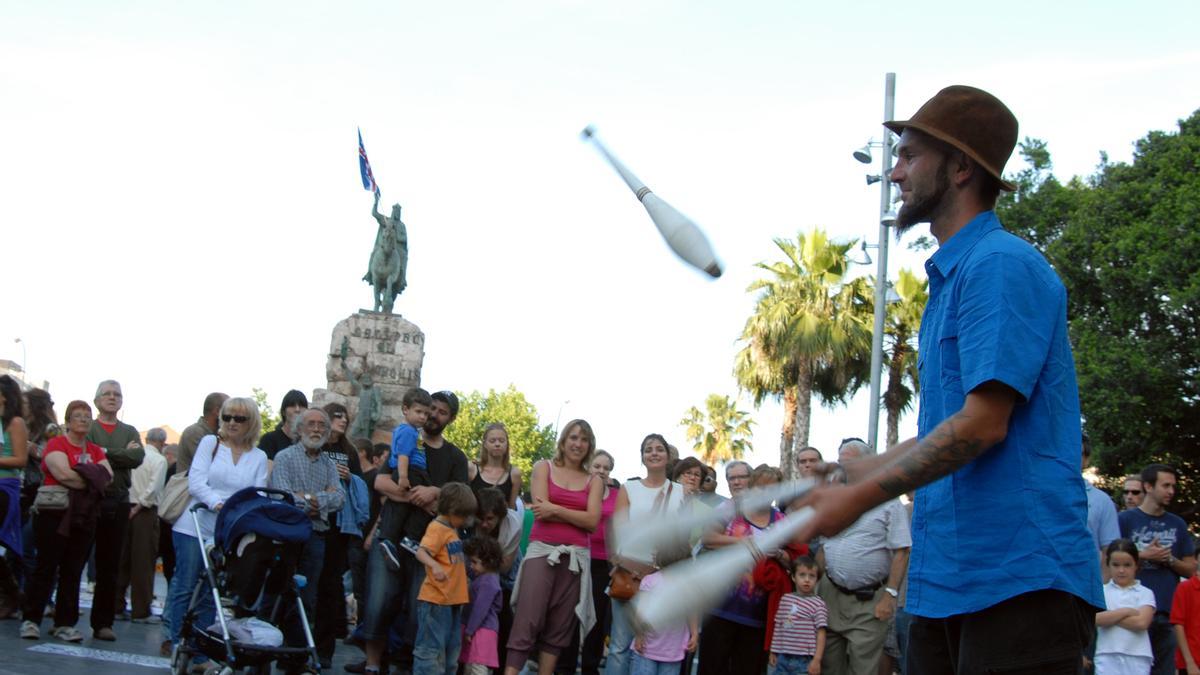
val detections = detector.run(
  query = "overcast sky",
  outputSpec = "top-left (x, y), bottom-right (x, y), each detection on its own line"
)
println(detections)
top-left (4, 1), bottom-right (1198, 490)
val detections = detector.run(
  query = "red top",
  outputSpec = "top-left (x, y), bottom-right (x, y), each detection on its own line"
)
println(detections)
top-left (41, 436), bottom-right (106, 487)
top-left (1172, 575), bottom-right (1200, 669)
top-left (529, 464), bottom-right (593, 548)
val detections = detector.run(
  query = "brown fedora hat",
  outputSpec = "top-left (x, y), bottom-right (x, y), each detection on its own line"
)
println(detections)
top-left (885, 85), bottom-right (1018, 192)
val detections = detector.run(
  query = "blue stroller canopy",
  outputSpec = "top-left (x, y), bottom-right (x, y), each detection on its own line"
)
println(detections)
top-left (214, 487), bottom-right (312, 551)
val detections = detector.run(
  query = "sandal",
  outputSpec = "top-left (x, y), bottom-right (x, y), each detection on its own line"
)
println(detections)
top-left (20, 620), bottom-right (40, 639)
top-left (50, 625), bottom-right (83, 642)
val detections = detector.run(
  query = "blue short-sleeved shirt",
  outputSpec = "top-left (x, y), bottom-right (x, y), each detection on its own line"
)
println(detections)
top-left (389, 423), bottom-right (426, 472)
top-left (1118, 508), bottom-right (1196, 612)
top-left (906, 210), bottom-right (1104, 619)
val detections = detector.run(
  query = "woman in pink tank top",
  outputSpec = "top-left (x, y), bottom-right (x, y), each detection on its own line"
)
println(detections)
top-left (505, 420), bottom-right (603, 675)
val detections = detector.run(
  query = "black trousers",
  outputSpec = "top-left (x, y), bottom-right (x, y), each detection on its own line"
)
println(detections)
top-left (697, 615), bottom-right (767, 675)
top-left (315, 531), bottom-right (352, 660)
top-left (905, 589), bottom-right (1095, 675)
top-left (90, 498), bottom-right (130, 630)
top-left (23, 511), bottom-right (94, 627)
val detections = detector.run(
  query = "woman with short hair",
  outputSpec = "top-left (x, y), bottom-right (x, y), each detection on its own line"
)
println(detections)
top-left (162, 396), bottom-right (268, 662)
top-left (20, 400), bottom-right (112, 641)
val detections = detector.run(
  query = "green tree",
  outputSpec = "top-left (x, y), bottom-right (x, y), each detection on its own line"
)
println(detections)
top-left (444, 385), bottom-right (557, 479)
top-left (679, 394), bottom-right (755, 467)
top-left (997, 113), bottom-right (1200, 524)
top-left (882, 268), bottom-right (927, 448)
top-left (252, 387), bottom-right (281, 436)
top-left (734, 228), bottom-right (873, 477)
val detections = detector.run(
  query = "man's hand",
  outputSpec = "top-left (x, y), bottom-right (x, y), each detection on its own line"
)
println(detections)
top-left (429, 563), bottom-right (448, 582)
top-left (1141, 538), bottom-right (1171, 564)
top-left (335, 463), bottom-right (350, 482)
top-left (792, 483), bottom-right (872, 543)
top-left (363, 532), bottom-right (374, 550)
top-left (126, 440), bottom-right (142, 450)
top-left (409, 486), bottom-right (438, 508)
top-left (874, 593), bottom-right (896, 621)
top-left (129, 504), bottom-right (142, 520)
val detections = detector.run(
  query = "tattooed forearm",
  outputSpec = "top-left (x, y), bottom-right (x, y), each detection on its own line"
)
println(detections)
top-left (876, 414), bottom-right (990, 498)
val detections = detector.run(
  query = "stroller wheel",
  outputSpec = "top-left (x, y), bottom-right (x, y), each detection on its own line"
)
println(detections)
top-left (170, 649), bottom-right (190, 675)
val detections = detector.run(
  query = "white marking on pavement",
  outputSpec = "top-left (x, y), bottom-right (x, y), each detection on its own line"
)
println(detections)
top-left (26, 643), bottom-right (171, 670)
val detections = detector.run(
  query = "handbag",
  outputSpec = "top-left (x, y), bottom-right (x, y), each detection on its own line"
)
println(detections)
top-left (608, 481), bottom-right (675, 601)
top-left (160, 434), bottom-right (220, 524)
top-left (33, 485), bottom-right (69, 512)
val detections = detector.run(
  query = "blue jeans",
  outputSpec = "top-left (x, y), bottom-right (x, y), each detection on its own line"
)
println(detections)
top-left (770, 653), bottom-right (812, 675)
top-left (361, 540), bottom-right (426, 667)
top-left (630, 651), bottom-right (681, 675)
top-left (606, 598), bottom-right (636, 675)
top-left (413, 601), bottom-right (462, 675)
top-left (163, 531), bottom-right (215, 658)
top-left (1149, 612), bottom-right (1177, 675)
top-left (893, 608), bottom-right (912, 675)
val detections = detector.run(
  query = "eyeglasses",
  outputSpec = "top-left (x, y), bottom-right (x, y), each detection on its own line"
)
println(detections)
top-left (331, 411), bottom-right (347, 420)
top-left (1124, 489), bottom-right (1143, 495)
top-left (221, 414), bottom-right (250, 423)
top-left (727, 473), bottom-right (750, 481)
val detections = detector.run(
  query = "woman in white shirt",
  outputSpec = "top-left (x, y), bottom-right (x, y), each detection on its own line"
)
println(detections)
top-left (162, 396), bottom-right (269, 660)
top-left (605, 434), bottom-right (684, 675)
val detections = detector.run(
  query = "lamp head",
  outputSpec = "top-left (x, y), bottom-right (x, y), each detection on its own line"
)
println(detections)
top-left (853, 144), bottom-right (873, 164)
top-left (866, 174), bottom-right (882, 185)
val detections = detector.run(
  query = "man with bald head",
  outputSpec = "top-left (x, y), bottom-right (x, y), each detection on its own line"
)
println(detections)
top-left (817, 438), bottom-right (910, 675)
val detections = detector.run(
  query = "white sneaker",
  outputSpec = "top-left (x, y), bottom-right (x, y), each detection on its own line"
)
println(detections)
top-left (20, 620), bottom-right (39, 639)
top-left (50, 625), bottom-right (83, 642)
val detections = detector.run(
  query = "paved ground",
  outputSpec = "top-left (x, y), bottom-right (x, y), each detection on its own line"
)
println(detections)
top-left (0, 575), bottom-right (368, 674)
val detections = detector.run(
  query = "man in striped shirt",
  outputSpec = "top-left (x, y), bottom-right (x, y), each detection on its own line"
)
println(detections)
top-left (770, 555), bottom-right (828, 675)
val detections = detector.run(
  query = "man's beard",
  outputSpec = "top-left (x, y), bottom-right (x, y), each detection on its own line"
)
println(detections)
top-left (894, 159), bottom-right (950, 236)
top-left (301, 433), bottom-right (326, 450)
top-left (424, 419), bottom-right (446, 437)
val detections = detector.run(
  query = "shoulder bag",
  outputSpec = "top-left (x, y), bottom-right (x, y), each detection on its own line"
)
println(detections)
top-left (609, 480), bottom-right (674, 601)
top-left (160, 434), bottom-right (219, 524)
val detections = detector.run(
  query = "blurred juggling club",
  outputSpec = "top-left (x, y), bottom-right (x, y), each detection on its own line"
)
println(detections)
top-left (633, 506), bottom-right (816, 632)
top-left (580, 125), bottom-right (723, 278)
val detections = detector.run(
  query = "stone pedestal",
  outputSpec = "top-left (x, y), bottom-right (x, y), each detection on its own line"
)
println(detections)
top-left (312, 310), bottom-right (425, 444)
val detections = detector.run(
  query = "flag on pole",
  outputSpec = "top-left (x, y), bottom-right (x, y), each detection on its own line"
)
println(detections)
top-left (358, 128), bottom-right (380, 195)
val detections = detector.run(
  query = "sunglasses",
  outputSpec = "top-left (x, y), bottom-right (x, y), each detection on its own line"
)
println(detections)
top-left (221, 414), bottom-right (250, 424)
top-left (1124, 489), bottom-right (1143, 495)
top-left (331, 411), bottom-right (347, 420)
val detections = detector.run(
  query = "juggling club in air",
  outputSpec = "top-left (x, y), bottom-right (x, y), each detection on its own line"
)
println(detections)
top-left (581, 125), bottom-right (723, 278)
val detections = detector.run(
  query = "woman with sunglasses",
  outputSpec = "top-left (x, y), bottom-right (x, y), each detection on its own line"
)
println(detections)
top-left (163, 397), bottom-right (267, 664)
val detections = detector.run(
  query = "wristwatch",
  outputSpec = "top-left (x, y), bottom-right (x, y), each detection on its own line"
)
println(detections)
top-left (885, 587), bottom-right (899, 598)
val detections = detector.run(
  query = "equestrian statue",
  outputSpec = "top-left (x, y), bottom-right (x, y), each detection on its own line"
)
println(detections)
top-left (364, 191), bottom-right (408, 314)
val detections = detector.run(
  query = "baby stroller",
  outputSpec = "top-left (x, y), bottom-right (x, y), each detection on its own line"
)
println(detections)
top-left (173, 487), bottom-right (319, 675)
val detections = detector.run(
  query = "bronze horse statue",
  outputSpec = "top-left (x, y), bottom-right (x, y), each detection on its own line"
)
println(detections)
top-left (365, 192), bottom-right (407, 313)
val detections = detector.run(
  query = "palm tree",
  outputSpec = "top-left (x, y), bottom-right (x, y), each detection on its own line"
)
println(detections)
top-left (680, 394), bottom-right (755, 467)
top-left (882, 268), bottom-right (928, 447)
top-left (734, 229), bottom-right (873, 478)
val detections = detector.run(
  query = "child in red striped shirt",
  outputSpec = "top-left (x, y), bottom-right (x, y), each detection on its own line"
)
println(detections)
top-left (769, 555), bottom-right (827, 675)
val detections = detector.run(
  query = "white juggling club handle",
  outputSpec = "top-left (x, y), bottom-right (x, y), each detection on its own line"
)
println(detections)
top-left (633, 506), bottom-right (816, 631)
top-left (612, 478), bottom-right (816, 566)
top-left (581, 125), bottom-right (723, 278)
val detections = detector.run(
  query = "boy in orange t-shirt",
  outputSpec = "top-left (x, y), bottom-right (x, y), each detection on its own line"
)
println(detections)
top-left (1172, 573), bottom-right (1200, 675)
top-left (413, 482), bottom-right (477, 675)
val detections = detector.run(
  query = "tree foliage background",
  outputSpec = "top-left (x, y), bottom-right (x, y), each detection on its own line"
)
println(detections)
top-left (997, 110), bottom-right (1200, 524)
top-left (680, 394), bottom-right (755, 467)
top-left (253, 387), bottom-right (282, 437)
top-left (443, 385), bottom-right (557, 478)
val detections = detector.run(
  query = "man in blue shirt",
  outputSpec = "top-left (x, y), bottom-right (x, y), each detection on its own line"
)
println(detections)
top-left (797, 85), bottom-right (1103, 673)
top-left (1118, 463), bottom-right (1197, 675)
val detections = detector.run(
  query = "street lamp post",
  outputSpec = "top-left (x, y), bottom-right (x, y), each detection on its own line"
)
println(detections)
top-left (866, 73), bottom-right (896, 451)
